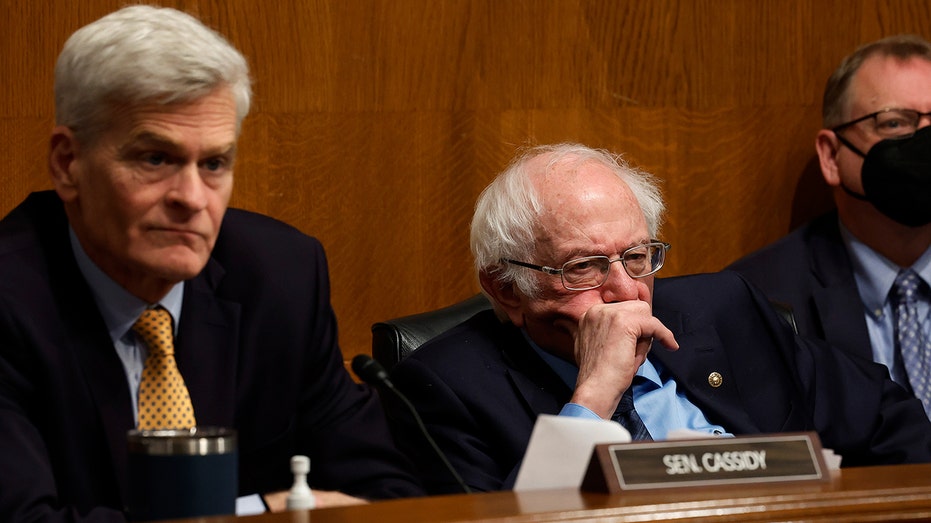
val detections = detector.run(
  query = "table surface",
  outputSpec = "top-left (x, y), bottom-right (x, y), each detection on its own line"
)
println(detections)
top-left (170, 462), bottom-right (931, 522)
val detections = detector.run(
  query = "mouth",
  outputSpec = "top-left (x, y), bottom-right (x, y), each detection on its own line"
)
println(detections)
top-left (150, 227), bottom-right (206, 242)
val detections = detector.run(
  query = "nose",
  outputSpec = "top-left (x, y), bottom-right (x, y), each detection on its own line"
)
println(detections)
top-left (598, 260), bottom-right (644, 303)
top-left (166, 163), bottom-right (208, 211)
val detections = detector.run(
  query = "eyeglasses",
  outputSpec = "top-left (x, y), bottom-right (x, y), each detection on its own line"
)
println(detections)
top-left (832, 108), bottom-right (931, 139)
top-left (503, 241), bottom-right (670, 291)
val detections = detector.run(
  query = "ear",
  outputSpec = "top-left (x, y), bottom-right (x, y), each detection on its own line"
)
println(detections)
top-left (49, 126), bottom-right (80, 202)
top-left (815, 129), bottom-right (842, 187)
top-left (479, 270), bottom-right (525, 327)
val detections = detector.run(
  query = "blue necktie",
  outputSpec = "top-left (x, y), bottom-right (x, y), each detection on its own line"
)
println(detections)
top-left (892, 269), bottom-right (931, 418)
top-left (612, 383), bottom-right (652, 441)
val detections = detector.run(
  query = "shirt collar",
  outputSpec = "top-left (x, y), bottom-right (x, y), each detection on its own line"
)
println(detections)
top-left (69, 227), bottom-right (184, 343)
top-left (840, 220), bottom-right (931, 315)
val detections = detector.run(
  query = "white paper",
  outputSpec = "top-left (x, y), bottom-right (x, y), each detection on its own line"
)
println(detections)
top-left (513, 414), bottom-right (630, 491)
top-left (822, 448), bottom-right (842, 470)
top-left (235, 494), bottom-right (266, 516)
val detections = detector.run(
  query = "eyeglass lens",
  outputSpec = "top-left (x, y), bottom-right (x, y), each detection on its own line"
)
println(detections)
top-left (562, 244), bottom-right (665, 289)
top-left (873, 109), bottom-right (925, 138)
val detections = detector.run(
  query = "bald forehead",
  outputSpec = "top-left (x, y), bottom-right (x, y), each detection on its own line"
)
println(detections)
top-left (528, 154), bottom-right (629, 201)
top-left (532, 157), bottom-right (642, 235)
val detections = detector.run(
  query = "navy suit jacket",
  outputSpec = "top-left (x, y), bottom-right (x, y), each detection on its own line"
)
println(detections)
top-left (0, 192), bottom-right (422, 522)
top-left (385, 271), bottom-right (931, 494)
top-left (726, 211), bottom-right (873, 361)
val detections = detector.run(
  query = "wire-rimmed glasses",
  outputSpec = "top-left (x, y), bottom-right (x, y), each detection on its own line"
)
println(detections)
top-left (503, 241), bottom-right (670, 291)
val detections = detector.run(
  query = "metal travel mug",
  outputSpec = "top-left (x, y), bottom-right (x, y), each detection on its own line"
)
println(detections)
top-left (127, 427), bottom-right (238, 521)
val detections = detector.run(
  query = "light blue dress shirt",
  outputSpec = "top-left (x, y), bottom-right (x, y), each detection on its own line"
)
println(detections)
top-left (69, 228), bottom-right (184, 423)
top-left (840, 221), bottom-right (931, 387)
top-left (524, 331), bottom-right (730, 440)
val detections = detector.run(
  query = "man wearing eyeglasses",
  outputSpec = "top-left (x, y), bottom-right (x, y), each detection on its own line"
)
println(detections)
top-left (728, 35), bottom-right (931, 420)
top-left (383, 142), bottom-right (931, 495)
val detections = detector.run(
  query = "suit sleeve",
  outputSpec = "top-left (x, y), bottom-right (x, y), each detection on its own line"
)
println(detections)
top-left (219, 227), bottom-right (424, 499)
top-left (0, 294), bottom-right (127, 522)
top-left (294, 272), bottom-right (424, 499)
top-left (725, 273), bottom-right (931, 465)
top-left (385, 355), bottom-right (516, 494)
top-left (792, 322), bottom-right (931, 465)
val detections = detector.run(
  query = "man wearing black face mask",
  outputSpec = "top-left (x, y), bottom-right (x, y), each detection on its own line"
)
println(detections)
top-left (833, 113), bottom-right (931, 228)
top-left (728, 34), bottom-right (931, 419)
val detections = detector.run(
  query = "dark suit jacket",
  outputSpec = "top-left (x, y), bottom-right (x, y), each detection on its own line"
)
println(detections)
top-left (385, 271), bottom-right (931, 494)
top-left (0, 192), bottom-right (422, 522)
top-left (726, 211), bottom-right (873, 361)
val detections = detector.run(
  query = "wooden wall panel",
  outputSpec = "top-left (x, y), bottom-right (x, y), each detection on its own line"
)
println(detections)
top-left (2, 0), bottom-right (931, 359)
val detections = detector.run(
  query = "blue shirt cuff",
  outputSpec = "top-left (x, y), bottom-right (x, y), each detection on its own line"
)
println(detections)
top-left (559, 402), bottom-right (602, 420)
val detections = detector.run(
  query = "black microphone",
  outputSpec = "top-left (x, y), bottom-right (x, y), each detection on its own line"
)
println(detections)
top-left (352, 353), bottom-right (391, 388)
top-left (351, 354), bottom-right (472, 494)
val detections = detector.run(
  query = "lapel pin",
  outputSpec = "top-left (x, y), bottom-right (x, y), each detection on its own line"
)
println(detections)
top-left (708, 372), bottom-right (723, 388)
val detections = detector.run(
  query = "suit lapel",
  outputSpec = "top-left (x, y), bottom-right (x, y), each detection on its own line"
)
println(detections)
top-left (44, 214), bottom-right (135, 505)
top-left (176, 258), bottom-right (241, 428)
top-left (808, 219), bottom-right (873, 360)
top-left (652, 305), bottom-right (760, 434)
top-left (69, 308), bottom-right (136, 505)
top-left (497, 323), bottom-right (571, 417)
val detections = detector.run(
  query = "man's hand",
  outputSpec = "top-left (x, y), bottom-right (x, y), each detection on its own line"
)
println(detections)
top-left (262, 489), bottom-right (369, 512)
top-left (570, 300), bottom-right (678, 419)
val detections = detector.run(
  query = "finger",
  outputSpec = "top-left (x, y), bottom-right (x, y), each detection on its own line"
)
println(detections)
top-left (640, 316), bottom-right (679, 351)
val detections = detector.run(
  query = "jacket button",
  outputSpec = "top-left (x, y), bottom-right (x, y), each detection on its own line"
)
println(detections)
top-left (708, 372), bottom-right (723, 388)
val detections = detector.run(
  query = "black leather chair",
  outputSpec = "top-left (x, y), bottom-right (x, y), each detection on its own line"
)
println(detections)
top-left (371, 294), bottom-right (798, 371)
top-left (371, 294), bottom-right (492, 371)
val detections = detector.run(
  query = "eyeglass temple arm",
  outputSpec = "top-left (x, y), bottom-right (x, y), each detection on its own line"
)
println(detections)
top-left (502, 259), bottom-right (561, 275)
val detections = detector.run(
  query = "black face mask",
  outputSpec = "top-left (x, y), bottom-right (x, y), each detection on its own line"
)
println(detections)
top-left (838, 125), bottom-right (931, 227)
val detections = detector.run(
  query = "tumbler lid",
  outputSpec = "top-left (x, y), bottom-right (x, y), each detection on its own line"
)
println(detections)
top-left (127, 427), bottom-right (237, 456)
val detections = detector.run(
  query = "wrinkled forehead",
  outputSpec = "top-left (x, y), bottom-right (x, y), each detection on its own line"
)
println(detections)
top-left (532, 156), bottom-right (637, 212)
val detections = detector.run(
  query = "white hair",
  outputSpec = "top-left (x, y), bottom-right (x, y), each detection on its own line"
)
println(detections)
top-left (471, 143), bottom-right (665, 297)
top-left (54, 5), bottom-right (252, 143)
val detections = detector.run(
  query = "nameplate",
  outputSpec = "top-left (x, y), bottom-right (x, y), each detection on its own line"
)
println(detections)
top-left (581, 432), bottom-right (829, 493)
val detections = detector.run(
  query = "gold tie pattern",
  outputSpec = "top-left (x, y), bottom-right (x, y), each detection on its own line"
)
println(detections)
top-left (134, 308), bottom-right (197, 430)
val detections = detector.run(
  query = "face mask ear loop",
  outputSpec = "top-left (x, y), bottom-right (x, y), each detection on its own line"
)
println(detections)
top-left (840, 183), bottom-right (870, 201)
top-left (833, 131), bottom-right (868, 158)
top-left (830, 131), bottom-right (870, 200)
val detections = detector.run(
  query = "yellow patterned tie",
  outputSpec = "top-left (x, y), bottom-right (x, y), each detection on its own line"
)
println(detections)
top-left (134, 308), bottom-right (197, 430)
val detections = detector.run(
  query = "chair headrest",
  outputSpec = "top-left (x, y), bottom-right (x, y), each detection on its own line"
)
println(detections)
top-left (371, 294), bottom-right (492, 371)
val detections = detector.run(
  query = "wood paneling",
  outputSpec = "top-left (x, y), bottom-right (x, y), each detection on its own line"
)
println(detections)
top-left (2, 0), bottom-right (930, 359)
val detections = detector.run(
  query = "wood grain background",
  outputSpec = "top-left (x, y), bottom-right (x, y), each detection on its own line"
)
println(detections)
top-left (3, 0), bottom-right (930, 361)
